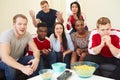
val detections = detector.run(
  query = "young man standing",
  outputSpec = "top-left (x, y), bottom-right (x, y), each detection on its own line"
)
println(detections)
top-left (29, 0), bottom-right (64, 37)
top-left (0, 14), bottom-right (41, 80)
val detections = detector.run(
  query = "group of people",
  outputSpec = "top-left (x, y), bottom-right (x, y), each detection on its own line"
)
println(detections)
top-left (0, 0), bottom-right (120, 80)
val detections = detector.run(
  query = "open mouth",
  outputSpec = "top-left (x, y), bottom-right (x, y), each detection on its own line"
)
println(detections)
top-left (20, 30), bottom-right (25, 32)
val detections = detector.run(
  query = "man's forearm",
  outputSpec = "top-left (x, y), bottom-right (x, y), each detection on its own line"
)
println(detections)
top-left (108, 44), bottom-right (120, 57)
top-left (31, 17), bottom-right (38, 27)
top-left (92, 44), bottom-right (104, 55)
top-left (33, 50), bottom-right (40, 60)
top-left (2, 56), bottom-right (24, 71)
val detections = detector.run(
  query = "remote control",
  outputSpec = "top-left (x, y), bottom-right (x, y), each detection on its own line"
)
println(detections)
top-left (57, 70), bottom-right (72, 80)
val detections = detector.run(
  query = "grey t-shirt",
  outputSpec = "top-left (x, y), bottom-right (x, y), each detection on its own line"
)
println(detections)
top-left (0, 29), bottom-right (32, 60)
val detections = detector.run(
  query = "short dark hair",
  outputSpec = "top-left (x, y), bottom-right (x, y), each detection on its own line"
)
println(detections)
top-left (37, 22), bottom-right (47, 29)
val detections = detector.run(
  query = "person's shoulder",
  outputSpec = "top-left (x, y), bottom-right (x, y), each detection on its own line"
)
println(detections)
top-left (69, 14), bottom-right (73, 17)
top-left (50, 9), bottom-right (57, 13)
top-left (89, 29), bottom-right (99, 38)
top-left (25, 32), bottom-right (31, 35)
top-left (50, 9), bottom-right (57, 12)
top-left (109, 29), bottom-right (120, 35)
top-left (1, 29), bottom-right (13, 37)
top-left (86, 30), bottom-right (91, 34)
top-left (68, 14), bottom-right (75, 20)
top-left (37, 10), bottom-right (44, 15)
top-left (65, 32), bottom-right (71, 38)
top-left (111, 29), bottom-right (120, 33)
top-left (91, 29), bottom-right (98, 34)
top-left (71, 32), bottom-right (76, 36)
top-left (110, 29), bottom-right (120, 38)
top-left (0, 29), bottom-right (14, 43)
top-left (3, 29), bottom-right (13, 33)
top-left (24, 32), bottom-right (32, 38)
top-left (65, 32), bottom-right (70, 35)
top-left (38, 10), bottom-right (43, 13)
top-left (33, 36), bottom-right (37, 40)
top-left (49, 33), bottom-right (54, 38)
top-left (45, 37), bottom-right (50, 41)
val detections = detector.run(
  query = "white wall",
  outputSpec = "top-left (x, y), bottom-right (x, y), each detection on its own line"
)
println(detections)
top-left (81, 0), bottom-right (120, 30)
top-left (0, 0), bottom-right (41, 34)
top-left (0, 0), bottom-right (66, 34)
top-left (0, 0), bottom-right (120, 34)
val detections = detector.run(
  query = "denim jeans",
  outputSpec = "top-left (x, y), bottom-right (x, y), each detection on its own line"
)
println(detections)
top-left (55, 51), bottom-right (71, 69)
top-left (0, 55), bottom-right (43, 80)
top-left (41, 51), bottom-right (56, 69)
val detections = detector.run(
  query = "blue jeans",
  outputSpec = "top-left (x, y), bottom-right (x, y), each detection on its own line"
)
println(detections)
top-left (55, 51), bottom-right (71, 69)
top-left (0, 55), bottom-right (43, 80)
top-left (41, 51), bottom-right (56, 68)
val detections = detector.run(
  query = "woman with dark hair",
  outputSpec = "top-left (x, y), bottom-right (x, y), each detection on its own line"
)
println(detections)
top-left (71, 19), bottom-right (90, 64)
top-left (49, 22), bottom-right (74, 68)
top-left (66, 1), bottom-right (88, 34)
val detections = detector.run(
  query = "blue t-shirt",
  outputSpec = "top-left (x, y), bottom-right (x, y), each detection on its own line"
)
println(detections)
top-left (36, 9), bottom-right (57, 37)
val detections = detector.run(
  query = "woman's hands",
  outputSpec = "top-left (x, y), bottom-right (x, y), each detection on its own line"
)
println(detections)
top-left (76, 48), bottom-right (83, 56)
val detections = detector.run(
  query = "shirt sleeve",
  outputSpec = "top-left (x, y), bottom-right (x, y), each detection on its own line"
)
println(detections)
top-left (88, 30), bottom-right (98, 55)
top-left (66, 33), bottom-right (74, 51)
top-left (0, 31), bottom-right (11, 44)
top-left (27, 32), bottom-right (33, 42)
top-left (36, 11), bottom-right (42, 19)
top-left (49, 34), bottom-right (61, 52)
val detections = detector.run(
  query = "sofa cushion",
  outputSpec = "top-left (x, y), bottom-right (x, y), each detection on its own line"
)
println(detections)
top-left (99, 63), bottom-right (117, 77)
top-left (100, 63), bottom-right (117, 71)
top-left (0, 70), bottom-right (5, 80)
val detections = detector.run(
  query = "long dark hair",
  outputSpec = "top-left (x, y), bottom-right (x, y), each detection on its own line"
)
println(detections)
top-left (53, 22), bottom-right (68, 50)
top-left (70, 1), bottom-right (81, 19)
